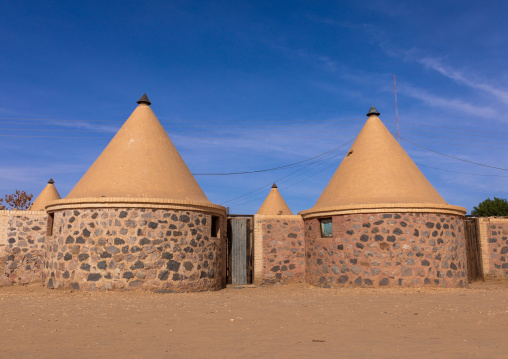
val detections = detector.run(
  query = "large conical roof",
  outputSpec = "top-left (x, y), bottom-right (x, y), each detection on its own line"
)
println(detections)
top-left (306, 110), bottom-right (447, 212)
top-left (66, 96), bottom-right (211, 204)
top-left (31, 178), bottom-right (61, 211)
top-left (256, 184), bottom-right (293, 215)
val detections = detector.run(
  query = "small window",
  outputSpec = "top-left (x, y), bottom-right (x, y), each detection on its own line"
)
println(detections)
top-left (47, 212), bottom-right (55, 236)
top-left (320, 218), bottom-right (333, 238)
top-left (211, 216), bottom-right (220, 237)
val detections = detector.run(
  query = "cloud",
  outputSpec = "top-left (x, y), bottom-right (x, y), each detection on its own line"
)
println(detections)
top-left (401, 84), bottom-right (498, 118)
top-left (418, 57), bottom-right (508, 105)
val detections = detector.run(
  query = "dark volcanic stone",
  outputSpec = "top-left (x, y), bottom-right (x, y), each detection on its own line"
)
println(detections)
top-left (346, 230), bottom-right (354, 235)
top-left (119, 211), bottom-right (128, 218)
top-left (371, 227), bottom-right (379, 234)
top-left (65, 235), bottom-right (74, 244)
top-left (76, 236), bottom-right (85, 244)
top-left (87, 273), bottom-right (101, 281)
top-left (131, 261), bottom-right (144, 270)
top-left (424, 278), bottom-right (431, 285)
top-left (179, 215), bottom-right (190, 223)
top-left (421, 259), bottom-right (430, 266)
top-left (393, 228), bottom-right (403, 235)
top-left (375, 235), bottom-right (384, 241)
top-left (379, 278), bottom-right (389, 286)
top-left (100, 252), bottom-right (112, 259)
top-left (183, 261), bottom-right (194, 271)
top-left (364, 278), bottom-right (373, 285)
top-left (501, 247), bottom-right (508, 254)
top-left (63, 271), bottom-right (70, 279)
top-left (383, 214), bottom-right (392, 218)
top-left (167, 260), bottom-right (181, 272)
top-left (123, 271), bottom-right (134, 279)
top-left (81, 263), bottom-right (91, 271)
top-left (338, 275), bottom-right (348, 284)
top-left (114, 238), bottom-right (125, 245)
top-left (350, 259), bottom-right (357, 264)
top-left (362, 223), bottom-right (371, 228)
top-left (64, 253), bottom-right (72, 261)
top-left (413, 229), bottom-right (419, 237)
top-left (271, 266), bottom-right (280, 272)
top-left (83, 228), bottom-right (91, 237)
top-left (162, 252), bottom-right (173, 260)
top-left (356, 243), bottom-right (364, 249)
top-left (337, 244), bottom-right (343, 250)
top-left (97, 261), bottom-right (107, 270)
top-left (148, 222), bottom-right (158, 229)
top-left (139, 238), bottom-right (151, 246)
top-left (354, 277), bottom-right (362, 286)
top-left (70, 282), bottom-right (80, 290)
top-left (425, 222), bottom-right (435, 229)
top-left (387, 235), bottom-right (396, 242)
top-left (78, 253), bottom-right (89, 261)
top-left (373, 220), bottom-right (384, 225)
top-left (360, 234), bottom-right (369, 242)
top-left (159, 270), bottom-right (170, 280)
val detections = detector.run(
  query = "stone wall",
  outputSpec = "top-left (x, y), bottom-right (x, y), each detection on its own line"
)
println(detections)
top-left (253, 214), bottom-right (305, 285)
top-left (305, 212), bottom-right (467, 287)
top-left (478, 217), bottom-right (508, 277)
top-left (43, 208), bottom-right (226, 292)
top-left (0, 210), bottom-right (47, 286)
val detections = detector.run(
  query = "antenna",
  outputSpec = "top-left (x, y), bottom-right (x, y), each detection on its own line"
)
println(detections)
top-left (394, 74), bottom-right (399, 142)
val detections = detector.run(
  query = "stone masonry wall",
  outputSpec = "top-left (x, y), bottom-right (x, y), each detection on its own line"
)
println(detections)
top-left (305, 212), bottom-right (467, 288)
top-left (253, 215), bottom-right (305, 285)
top-left (478, 217), bottom-right (508, 277)
top-left (0, 210), bottom-right (47, 286)
top-left (43, 208), bottom-right (226, 292)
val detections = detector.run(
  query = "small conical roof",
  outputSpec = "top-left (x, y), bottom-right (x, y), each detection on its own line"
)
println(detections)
top-left (66, 96), bottom-right (211, 203)
top-left (256, 184), bottom-right (293, 215)
top-left (30, 178), bottom-right (61, 211)
top-left (307, 111), bottom-right (446, 212)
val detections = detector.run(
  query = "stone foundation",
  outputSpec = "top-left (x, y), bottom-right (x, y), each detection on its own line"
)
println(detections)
top-left (478, 217), bottom-right (508, 277)
top-left (0, 210), bottom-right (47, 286)
top-left (43, 208), bottom-right (226, 292)
top-left (253, 215), bottom-right (305, 285)
top-left (304, 212), bottom-right (467, 287)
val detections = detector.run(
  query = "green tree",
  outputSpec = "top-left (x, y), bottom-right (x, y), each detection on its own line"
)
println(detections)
top-left (0, 190), bottom-right (34, 210)
top-left (471, 197), bottom-right (508, 217)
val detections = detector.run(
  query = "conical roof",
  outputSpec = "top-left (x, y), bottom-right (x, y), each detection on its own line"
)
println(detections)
top-left (30, 178), bottom-right (61, 211)
top-left (306, 110), bottom-right (447, 212)
top-left (256, 184), bottom-right (293, 215)
top-left (66, 96), bottom-right (211, 204)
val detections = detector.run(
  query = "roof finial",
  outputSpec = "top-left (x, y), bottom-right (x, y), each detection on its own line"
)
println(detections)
top-left (137, 94), bottom-right (151, 106)
top-left (272, 183), bottom-right (277, 188)
top-left (48, 178), bottom-right (55, 184)
top-left (366, 106), bottom-right (380, 117)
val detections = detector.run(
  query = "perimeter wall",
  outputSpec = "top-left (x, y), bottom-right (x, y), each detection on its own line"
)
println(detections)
top-left (478, 217), bottom-right (508, 277)
top-left (0, 210), bottom-right (47, 286)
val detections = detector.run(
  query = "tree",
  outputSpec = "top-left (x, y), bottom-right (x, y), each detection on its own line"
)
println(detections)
top-left (471, 197), bottom-right (508, 217)
top-left (0, 190), bottom-right (34, 210)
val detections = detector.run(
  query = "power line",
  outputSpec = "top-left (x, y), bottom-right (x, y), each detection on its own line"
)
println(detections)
top-left (416, 162), bottom-right (508, 177)
top-left (400, 137), bottom-right (508, 172)
top-left (193, 138), bottom-right (354, 175)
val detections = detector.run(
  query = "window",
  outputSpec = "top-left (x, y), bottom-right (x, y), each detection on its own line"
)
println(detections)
top-left (211, 216), bottom-right (220, 237)
top-left (47, 212), bottom-right (55, 236)
top-left (320, 218), bottom-right (333, 238)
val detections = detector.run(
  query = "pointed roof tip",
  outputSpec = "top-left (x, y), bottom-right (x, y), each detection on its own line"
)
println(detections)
top-left (272, 183), bottom-right (277, 188)
top-left (137, 93), bottom-right (151, 106)
top-left (366, 106), bottom-right (380, 117)
top-left (48, 178), bottom-right (54, 184)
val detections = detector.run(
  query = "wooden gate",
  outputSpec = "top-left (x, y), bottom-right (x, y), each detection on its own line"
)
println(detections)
top-left (464, 218), bottom-right (484, 282)
top-left (227, 217), bottom-right (253, 285)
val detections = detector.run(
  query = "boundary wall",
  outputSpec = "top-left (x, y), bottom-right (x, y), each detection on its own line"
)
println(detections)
top-left (0, 210), bottom-right (47, 286)
top-left (478, 217), bottom-right (508, 277)
top-left (253, 214), bottom-right (305, 285)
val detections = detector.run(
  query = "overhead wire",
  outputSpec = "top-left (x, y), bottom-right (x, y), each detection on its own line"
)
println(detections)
top-left (400, 137), bottom-right (508, 172)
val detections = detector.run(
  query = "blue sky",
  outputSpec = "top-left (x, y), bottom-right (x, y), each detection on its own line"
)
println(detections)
top-left (1, 1), bottom-right (507, 214)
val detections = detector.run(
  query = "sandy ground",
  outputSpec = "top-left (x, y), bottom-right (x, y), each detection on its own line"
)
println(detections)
top-left (0, 280), bottom-right (507, 359)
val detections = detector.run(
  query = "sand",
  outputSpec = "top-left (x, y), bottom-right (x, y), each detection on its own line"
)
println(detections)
top-left (1, 280), bottom-right (507, 358)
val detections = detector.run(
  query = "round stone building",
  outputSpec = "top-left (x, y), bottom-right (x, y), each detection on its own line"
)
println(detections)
top-left (43, 95), bottom-right (227, 292)
top-left (299, 107), bottom-right (467, 288)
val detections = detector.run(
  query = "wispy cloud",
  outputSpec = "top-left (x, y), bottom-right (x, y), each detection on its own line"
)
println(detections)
top-left (401, 84), bottom-right (498, 118)
top-left (418, 57), bottom-right (508, 105)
